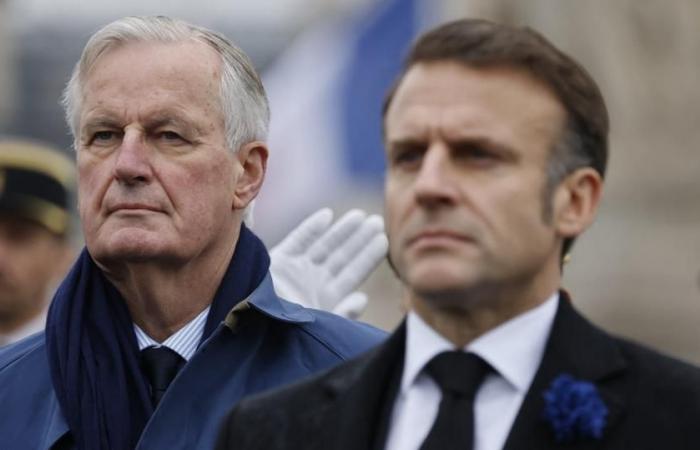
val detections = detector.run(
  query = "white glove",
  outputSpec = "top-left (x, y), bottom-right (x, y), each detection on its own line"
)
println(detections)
top-left (269, 208), bottom-right (388, 319)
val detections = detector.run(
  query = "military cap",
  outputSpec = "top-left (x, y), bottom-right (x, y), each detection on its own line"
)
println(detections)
top-left (0, 138), bottom-right (75, 235)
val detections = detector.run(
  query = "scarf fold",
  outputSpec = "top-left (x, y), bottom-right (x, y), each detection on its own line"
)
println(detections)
top-left (46, 224), bottom-right (270, 450)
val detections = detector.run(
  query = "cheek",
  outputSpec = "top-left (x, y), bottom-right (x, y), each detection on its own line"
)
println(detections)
top-left (491, 188), bottom-right (554, 252)
top-left (77, 158), bottom-right (107, 213)
top-left (384, 183), bottom-right (412, 261)
top-left (16, 243), bottom-right (57, 282)
top-left (384, 184), bottom-right (401, 234)
top-left (172, 160), bottom-right (235, 220)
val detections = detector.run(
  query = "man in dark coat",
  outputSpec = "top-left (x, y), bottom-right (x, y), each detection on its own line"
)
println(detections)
top-left (216, 18), bottom-right (700, 450)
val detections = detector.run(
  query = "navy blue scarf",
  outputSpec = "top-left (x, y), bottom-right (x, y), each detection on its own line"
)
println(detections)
top-left (45, 224), bottom-right (270, 450)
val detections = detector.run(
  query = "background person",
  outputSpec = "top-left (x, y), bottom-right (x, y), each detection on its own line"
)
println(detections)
top-left (0, 138), bottom-right (74, 346)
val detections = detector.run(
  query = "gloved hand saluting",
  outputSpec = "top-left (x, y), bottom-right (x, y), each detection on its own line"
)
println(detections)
top-left (269, 208), bottom-right (388, 319)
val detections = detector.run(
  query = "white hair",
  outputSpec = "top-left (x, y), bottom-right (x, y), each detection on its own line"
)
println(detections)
top-left (61, 16), bottom-right (268, 223)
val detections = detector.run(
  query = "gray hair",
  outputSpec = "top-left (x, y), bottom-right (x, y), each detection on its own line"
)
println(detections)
top-left (61, 15), bottom-right (270, 154)
top-left (61, 16), bottom-right (269, 223)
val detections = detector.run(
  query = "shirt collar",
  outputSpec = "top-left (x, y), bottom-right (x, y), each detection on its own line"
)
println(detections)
top-left (402, 292), bottom-right (559, 394)
top-left (134, 273), bottom-right (316, 359)
top-left (134, 306), bottom-right (210, 361)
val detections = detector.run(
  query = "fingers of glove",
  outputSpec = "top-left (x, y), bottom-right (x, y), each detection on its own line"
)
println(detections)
top-left (331, 292), bottom-right (368, 320)
top-left (324, 214), bottom-right (385, 276)
top-left (308, 209), bottom-right (367, 264)
top-left (269, 262), bottom-right (308, 304)
top-left (271, 208), bottom-right (334, 256)
top-left (322, 233), bottom-right (388, 301)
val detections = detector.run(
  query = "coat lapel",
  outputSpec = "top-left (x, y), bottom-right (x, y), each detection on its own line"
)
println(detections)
top-left (503, 293), bottom-right (628, 450)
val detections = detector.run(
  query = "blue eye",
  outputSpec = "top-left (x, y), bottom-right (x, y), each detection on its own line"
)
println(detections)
top-left (93, 131), bottom-right (117, 142)
top-left (161, 131), bottom-right (182, 140)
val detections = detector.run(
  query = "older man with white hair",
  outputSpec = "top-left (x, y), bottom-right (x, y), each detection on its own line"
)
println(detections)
top-left (0, 16), bottom-right (387, 450)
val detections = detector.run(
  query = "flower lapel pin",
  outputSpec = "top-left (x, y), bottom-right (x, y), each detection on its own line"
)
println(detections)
top-left (542, 373), bottom-right (608, 444)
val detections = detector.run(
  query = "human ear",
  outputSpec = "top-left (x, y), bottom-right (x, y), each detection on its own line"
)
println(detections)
top-left (551, 167), bottom-right (603, 239)
top-left (232, 141), bottom-right (268, 210)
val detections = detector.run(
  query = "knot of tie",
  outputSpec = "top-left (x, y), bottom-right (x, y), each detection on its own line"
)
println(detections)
top-left (140, 346), bottom-right (185, 407)
top-left (425, 351), bottom-right (491, 398)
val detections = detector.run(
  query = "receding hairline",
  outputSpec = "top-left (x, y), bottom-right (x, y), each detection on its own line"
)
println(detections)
top-left (79, 36), bottom-right (224, 91)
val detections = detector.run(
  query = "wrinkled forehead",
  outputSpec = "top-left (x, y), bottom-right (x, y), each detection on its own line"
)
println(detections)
top-left (78, 40), bottom-right (224, 128)
top-left (83, 39), bottom-right (222, 88)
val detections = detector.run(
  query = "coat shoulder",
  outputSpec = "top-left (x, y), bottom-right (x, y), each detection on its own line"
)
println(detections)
top-left (0, 331), bottom-right (46, 370)
top-left (217, 350), bottom-right (374, 450)
top-left (0, 333), bottom-right (66, 449)
top-left (615, 334), bottom-right (700, 396)
top-left (0, 331), bottom-right (55, 401)
top-left (240, 347), bottom-right (374, 410)
top-left (297, 308), bottom-right (387, 359)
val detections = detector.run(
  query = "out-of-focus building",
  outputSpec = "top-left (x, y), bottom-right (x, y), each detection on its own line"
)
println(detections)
top-left (0, 0), bottom-right (17, 129)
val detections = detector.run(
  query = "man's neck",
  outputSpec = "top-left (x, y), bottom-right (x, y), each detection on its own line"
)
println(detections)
top-left (101, 236), bottom-right (238, 343)
top-left (408, 276), bottom-right (560, 348)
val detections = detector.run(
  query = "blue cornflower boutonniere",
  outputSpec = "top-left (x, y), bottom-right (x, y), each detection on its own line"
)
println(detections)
top-left (542, 373), bottom-right (608, 443)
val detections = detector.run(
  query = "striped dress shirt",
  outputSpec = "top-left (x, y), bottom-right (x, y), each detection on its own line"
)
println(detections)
top-left (134, 306), bottom-right (210, 361)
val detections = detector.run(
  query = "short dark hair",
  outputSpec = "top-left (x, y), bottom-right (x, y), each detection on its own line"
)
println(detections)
top-left (383, 18), bottom-right (609, 258)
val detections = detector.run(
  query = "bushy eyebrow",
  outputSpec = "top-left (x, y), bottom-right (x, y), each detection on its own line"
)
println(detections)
top-left (388, 135), bottom-right (516, 156)
top-left (81, 116), bottom-right (122, 133)
top-left (80, 111), bottom-right (201, 136)
top-left (142, 114), bottom-right (193, 132)
top-left (450, 137), bottom-right (519, 160)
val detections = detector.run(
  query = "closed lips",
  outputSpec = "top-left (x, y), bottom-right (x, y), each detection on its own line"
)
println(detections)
top-left (107, 203), bottom-right (162, 213)
top-left (407, 230), bottom-right (473, 245)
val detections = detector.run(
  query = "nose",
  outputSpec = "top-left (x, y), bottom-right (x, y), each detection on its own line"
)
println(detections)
top-left (113, 130), bottom-right (153, 185)
top-left (413, 144), bottom-right (458, 209)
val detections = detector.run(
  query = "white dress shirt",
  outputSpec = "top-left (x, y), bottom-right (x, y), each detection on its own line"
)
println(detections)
top-left (134, 306), bottom-right (210, 361)
top-left (384, 293), bottom-right (559, 450)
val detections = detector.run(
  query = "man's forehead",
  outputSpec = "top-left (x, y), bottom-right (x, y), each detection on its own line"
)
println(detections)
top-left (88, 38), bottom-right (221, 71)
top-left (78, 39), bottom-right (224, 130)
top-left (82, 39), bottom-right (222, 95)
top-left (385, 61), bottom-right (566, 142)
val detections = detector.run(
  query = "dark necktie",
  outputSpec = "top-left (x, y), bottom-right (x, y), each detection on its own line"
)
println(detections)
top-left (140, 346), bottom-right (186, 407)
top-left (419, 351), bottom-right (491, 450)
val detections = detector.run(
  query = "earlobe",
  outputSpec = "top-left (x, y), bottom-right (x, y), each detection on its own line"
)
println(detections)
top-left (553, 168), bottom-right (603, 239)
top-left (232, 142), bottom-right (268, 210)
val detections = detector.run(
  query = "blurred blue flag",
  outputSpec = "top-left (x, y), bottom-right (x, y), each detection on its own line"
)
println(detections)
top-left (257, 0), bottom-right (433, 235)
top-left (339, 0), bottom-right (420, 179)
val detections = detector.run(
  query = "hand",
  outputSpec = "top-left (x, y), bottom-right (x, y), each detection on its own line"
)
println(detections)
top-left (269, 208), bottom-right (388, 319)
